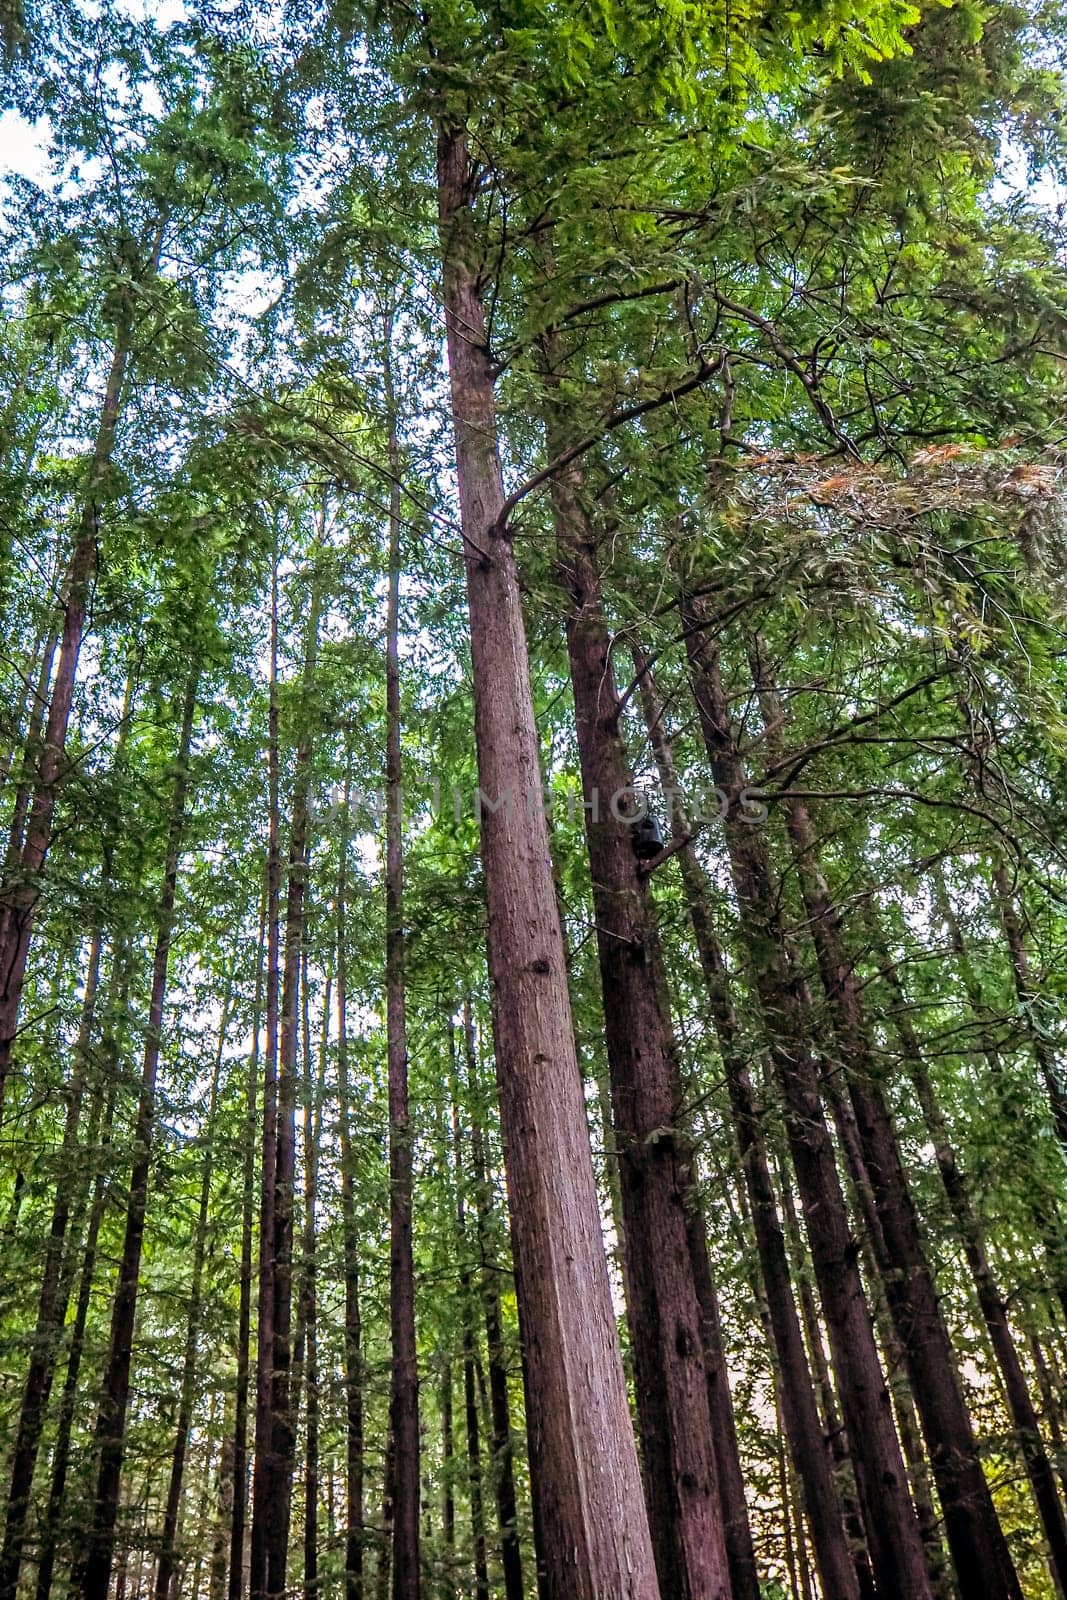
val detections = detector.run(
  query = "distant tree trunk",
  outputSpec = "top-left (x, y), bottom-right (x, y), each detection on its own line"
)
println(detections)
top-left (212, 1435), bottom-right (235, 1600)
top-left (75, 666), bottom-right (200, 1600)
top-left (866, 902), bottom-right (1067, 1597)
top-left (298, 958), bottom-right (326, 1599)
top-left (680, 600), bottom-right (933, 1600)
top-left (0, 917), bottom-right (104, 1600)
top-left (749, 639), bottom-right (1022, 1600)
top-left (254, 562), bottom-right (323, 1600)
top-left (381, 315), bottom-right (421, 1600)
top-left (633, 643), bottom-right (866, 1600)
top-left (35, 962), bottom-right (126, 1600)
top-left (462, 1001), bottom-right (523, 1600)
top-left (449, 1081), bottom-right (489, 1600)
top-left (229, 888), bottom-right (267, 1600)
top-left (437, 118), bottom-right (658, 1600)
top-left (250, 549), bottom-right (283, 1600)
top-left (544, 444), bottom-right (736, 1600)
top-left (155, 975), bottom-right (234, 1600)
top-left (990, 860), bottom-right (1067, 1155)
top-left (335, 764), bottom-right (364, 1600)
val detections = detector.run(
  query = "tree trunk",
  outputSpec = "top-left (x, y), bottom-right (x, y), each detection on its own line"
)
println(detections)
top-left (382, 316), bottom-right (421, 1600)
top-left (680, 599), bottom-right (933, 1600)
top-left (990, 860), bottom-right (1067, 1155)
top-left (544, 441), bottom-right (736, 1600)
top-left (449, 1080), bottom-right (489, 1600)
top-left (0, 220), bottom-right (160, 1109)
top-left (867, 903), bottom-right (1067, 1598)
top-left (463, 1001), bottom-right (523, 1600)
top-left (749, 640), bottom-right (1022, 1600)
top-left (229, 888), bottom-right (267, 1600)
top-left (634, 645), bottom-right (866, 1600)
top-left (155, 976), bottom-right (234, 1600)
top-left (336, 763), bottom-right (365, 1600)
top-left (255, 562), bottom-right (323, 1600)
top-left (436, 118), bottom-right (659, 1600)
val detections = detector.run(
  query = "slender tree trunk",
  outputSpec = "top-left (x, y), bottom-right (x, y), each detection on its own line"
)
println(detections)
top-left (336, 764), bottom-right (365, 1600)
top-left (437, 119), bottom-right (658, 1600)
top-left (634, 644), bottom-right (866, 1600)
top-left (299, 960), bottom-right (326, 1600)
top-left (381, 317), bottom-right (421, 1600)
top-left (250, 549), bottom-right (284, 1600)
top-left (229, 888), bottom-right (267, 1600)
top-left (0, 220), bottom-right (161, 1108)
top-left (75, 666), bottom-right (200, 1600)
top-left (155, 976), bottom-right (234, 1600)
top-left (990, 861), bottom-right (1067, 1155)
top-left (463, 1002), bottom-right (523, 1600)
top-left (212, 1434), bottom-right (236, 1600)
top-left (749, 641), bottom-right (1021, 1600)
top-left (35, 961), bottom-right (127, 1600)
top-left (257, 564), bottom-right (323, 1600)
top-left (449, 1081), bottom-right (489, 1600)
top-left (680, 599), bottom-right (933, 1600)
top-left (0, 916), bottom-right (105, 1600)
top-left (867, 904), bottom-right (1067, 1597)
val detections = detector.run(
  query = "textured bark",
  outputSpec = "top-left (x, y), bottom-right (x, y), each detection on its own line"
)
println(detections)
top-left (382, 323), bottom-right (421, 1600)
top-left (437, 119), bottom-right (659, 1600)
top-left (681, 600), bottom-right (933, 1600)
top-left (635, 645), bottom-right (865, 1600)
top-left (545, 458), bottom-right (734, 1599)
top-left (74, 668), bottom-right (199, 1600)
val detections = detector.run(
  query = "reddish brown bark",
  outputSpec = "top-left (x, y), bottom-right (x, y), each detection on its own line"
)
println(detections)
top-left (437, 119), bottom-right (659, 1600)
top-left (634, 646), bottom-right (866, 1600)
top-left (546, 459), bottom-right (735, 1599)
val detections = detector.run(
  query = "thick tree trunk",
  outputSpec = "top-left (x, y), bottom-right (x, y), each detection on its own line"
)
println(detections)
top-left (75, 667), bottom-right (199, 1600)
top-left (545, 458), bottom-right (736, 1599)
top-left (382, 323), bottom-right (421, 1600)
top-left (634, 644), bottom-right (865, 1600)
top-left (437, 119), bottom-right (659, 1600)
top-left (681, 599), bottom-right (933, 1600)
